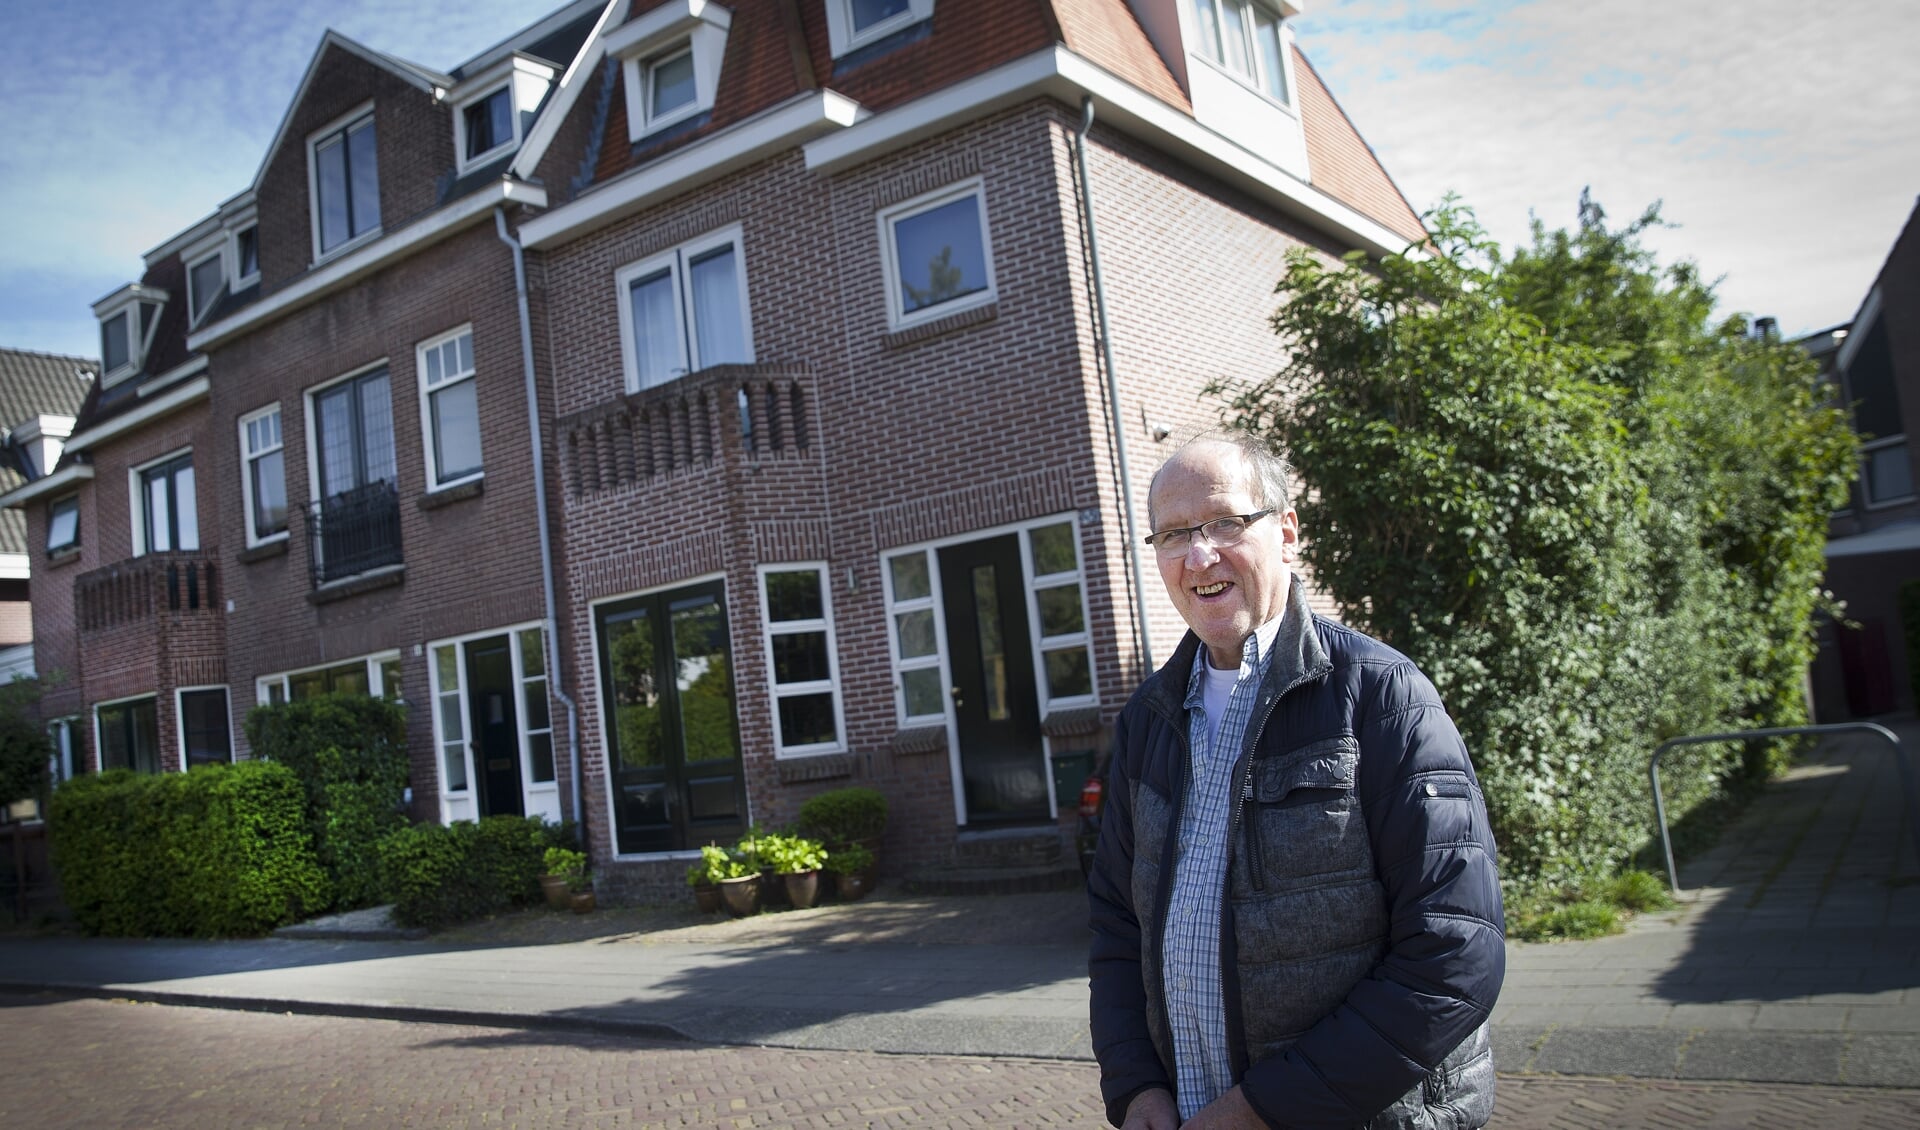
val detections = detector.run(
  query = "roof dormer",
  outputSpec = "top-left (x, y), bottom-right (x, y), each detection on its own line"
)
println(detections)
top-left (92, 284), bottom-right (168, 387)
top-left (824, 0), bottom-right (936, 60)
top-left (443, 53), bottom-right (558, 174)
top-left (604, 0), bottom-right (731, 145)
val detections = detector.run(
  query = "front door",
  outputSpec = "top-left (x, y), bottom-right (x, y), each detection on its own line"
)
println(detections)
top-left (939, 535), bottom-right (1048, 825)
top-left (597, 581), bottom-right (746, 855)
top-left (466, 638), bottom-right (523, 818)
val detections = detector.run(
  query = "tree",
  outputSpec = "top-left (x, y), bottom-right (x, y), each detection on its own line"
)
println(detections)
top-left (1218, 198), bottom-right (1855, 883)
top-left (0, 677), bottom-right (52, 809)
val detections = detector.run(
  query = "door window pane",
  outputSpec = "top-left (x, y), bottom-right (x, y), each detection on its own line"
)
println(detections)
top-left (434, 645), bottom-right (468, 793)
top-left (971, 564), bottom-right (1010, 722)
top-left (895, 609), bottom-right (936, 658)
top-left (673, 599), bottom-right (736, 764)
top-left (1028, 522), bottom-right (1077, 575)
top-left (889, 552), bottom-right (930, 600)
top-left (902, 668), bottom-right (944, 717)
top-left (607, 613), bottom-right (663, 770)
top-left (1044, 648), bottom-right (1094, 699)
top-left (1036, 585), bottom-right (1085, 638)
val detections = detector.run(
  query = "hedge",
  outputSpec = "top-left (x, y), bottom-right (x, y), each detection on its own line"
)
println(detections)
top-left (244, 693), bottom-right (409, 910)
top-left (380, 815), bottom-right (558, 931)
top-left (49, 762), bottom-right (329, 937)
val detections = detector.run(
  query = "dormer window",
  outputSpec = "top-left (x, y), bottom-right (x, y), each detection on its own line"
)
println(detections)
top-left (1193, 0), bottom-right (1292, 105)
top-left (92, 284), bottom-right (167, 386)
top-left (826, 0), bottom-right (934, 58)
top-left (187, 249), bottom-right (225, 325)
top-left (447, 54), bottom-right (555, 174)
top-left (234, 225), bottom-right (260, 284)
top-left (310, 106), bottom-right (382, 260)
top-left (605, 0), bottom-right (731, 144)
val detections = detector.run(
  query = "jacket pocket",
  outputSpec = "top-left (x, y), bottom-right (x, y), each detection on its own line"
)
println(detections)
top-left (1241, 738), bottom-right (1370, 889)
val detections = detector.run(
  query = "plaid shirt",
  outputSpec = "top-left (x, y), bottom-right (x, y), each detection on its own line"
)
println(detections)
top-left (1163, 619), bottom-right (1282, 1120)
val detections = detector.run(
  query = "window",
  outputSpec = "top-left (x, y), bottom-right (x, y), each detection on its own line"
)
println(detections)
top-left (97, 697), bottom-right (159, 774)
top-left (417, 327), bottom-right (482, 488)
top-left (1024, 522), bottom-right (1096, 705)
top-left (1863, 437), bottom-right (1914, 506)
top-left (240, 406), bottom-right (288, 543)
top-left (463, 87), bottom-right (513, 161)
top-left (308, 366), bottom-right (401, 582)
top-left (607, 1), bottom-right (731, 144)
top-left (178, 688), bottom-right (232, 769)
top-left (759, 565), bottom-right (845, 755)
top-left (615, 226), bottom-right (753, 391)
top-left (884, 550), bottom-right (946, 724)
top-left (187, 251), bottom-right (224, 325)
top-left (879, 181), bottom-right (995, 329)
top-left (47, 495), bottom-right (78, 553)
top-left (101, 309), bottom-right (131, 374)
top-left (432, 643), bottom-right (470, 794)
top-left (93, 287), bottom-right (166, 384)
top-left (136, 451), bottom-right (198, 555)
top-left (258, 653), bottom-right (402, 705)
top-left (1193, 0), bottom-right (1291, 104)
top-left (49, 718), bottom-right (82, 783)
top-left (234, 225), bottom-right (260, 285)
top-left (645, 46), bottom-right (698, 127)
top-left (826, 0), bottom-right (935, 56)
top-left (311, 109), bottom-right (381, 257)
top-left (519, 627), bottom-right (555, 784)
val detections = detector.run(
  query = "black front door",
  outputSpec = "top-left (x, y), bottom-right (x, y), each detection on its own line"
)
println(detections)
top-left (467, 638), bottom-right (523, 818)
top-left (597, 581), bottom-right (746, 855)
top-left (939, 534), bottom-right (1049, 825)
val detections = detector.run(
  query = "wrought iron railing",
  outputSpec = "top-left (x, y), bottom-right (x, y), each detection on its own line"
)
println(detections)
top-left (303, 480), bottom-right (403, 586)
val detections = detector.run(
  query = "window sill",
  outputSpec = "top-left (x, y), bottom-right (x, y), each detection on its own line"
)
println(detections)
top-left (307, 564), bottom-right (405, 606)
top-left (888, 724), bottom-right (948, 756)
top-left (45, 546), bottom-right (81, 568)
top-left (1040, 706), bottom-right (1102, 738)
top-left (312, 228), bottom-right (383, 268)
top-left (884, 300), bottom-right (998, 350)
top-left (775, 752), bottom-right (856, 784)
top-left (237, 538), bottom-right (289, 565)
top-left (418, 478), bottom-right (484, 511)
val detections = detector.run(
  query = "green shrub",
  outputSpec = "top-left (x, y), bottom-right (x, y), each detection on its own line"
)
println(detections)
top-left (761, 832), bottom-right (827, 874)
top-left (0, 677), bottom-right (52, 809)
top-left (49, 762), bottom-right (329, 937)
top-left (381, 815), bottom-right (556, 931)
top-left (1510, 900), bottom-right (1618, 942)
top-left (796, 787), bottom-right (886, 844)
top-left (244, 694), bottom-right (409, 909)
top-left (1605, 869), bottom-right (1674, 913)
top-left (826, 841), bottom-right (873, 874)
top-left (696, 843), bottom-right (754, 883)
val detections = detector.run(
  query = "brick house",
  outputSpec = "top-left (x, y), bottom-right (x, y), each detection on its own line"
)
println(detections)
top-left (1805, 197), bottom-right (1920, 720)
top-left (4, 0), bottom-right (1427, 896)
top-left (0, 348), bottom-right (92, 686)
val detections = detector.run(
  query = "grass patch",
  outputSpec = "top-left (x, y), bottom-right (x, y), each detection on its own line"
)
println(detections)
top-left (1509, 900), bottom-right (1618, 942)
top-left (1504, 868), bottom-right (1672, 941)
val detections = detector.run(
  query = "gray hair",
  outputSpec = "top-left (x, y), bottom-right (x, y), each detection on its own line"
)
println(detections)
top-left (1147, 432), bottom-right (1292, 527)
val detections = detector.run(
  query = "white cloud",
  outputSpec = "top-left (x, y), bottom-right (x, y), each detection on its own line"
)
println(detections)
top-left (1296, 0), bottom-right (1920, 335)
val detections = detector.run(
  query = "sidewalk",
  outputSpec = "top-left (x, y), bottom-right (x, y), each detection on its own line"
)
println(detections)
top-left (2, 719), bottom-right (1915, 1087)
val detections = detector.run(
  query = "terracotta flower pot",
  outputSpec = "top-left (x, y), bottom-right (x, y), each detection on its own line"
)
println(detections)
top-left (718, 874), bottom-right (761, 917)
top-left (540, 874), bottom-right (573, 910)
top-left (570, 889), bottom-right (596, 914)
top-left (834, 869), bottom-right (876, 901)
top-left (692, 882), bottom-right (723, 915)
top-left (783, 870), bottom-right (822, 910)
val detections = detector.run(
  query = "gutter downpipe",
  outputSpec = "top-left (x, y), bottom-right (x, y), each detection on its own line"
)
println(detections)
top-left (1074, 97), bottom-right (1153, 671)
top-left (495, 207), bottom-right (584, 840)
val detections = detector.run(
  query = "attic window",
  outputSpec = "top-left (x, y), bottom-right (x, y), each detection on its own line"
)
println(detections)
top-left (1193, 0), bottom-right (1292, 105)
top-left (464, 88), bottom-right (513, 160)
top-left (188, 251), bottom-right (225, 325)
top-left (826, 0), bottom-right (933, 57)
top-left (605, 0), bottom-right (731, 145)
top-left (234, 225), bottom-right (260, 285)
top-left (93, 285), bottom-right (167, 385)
top-left (101, 310), bottom-right (131, 373)
top-left (447, 55), bottom-right (554, 175)
top-left (310, 107), bottom-right (382, 259)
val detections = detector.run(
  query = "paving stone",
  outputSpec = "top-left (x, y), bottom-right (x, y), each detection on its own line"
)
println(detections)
top-left (1680, 1031), bottom-right (1848, 1084)
top-left (1527, 1026), bottom-right (1686, 1077)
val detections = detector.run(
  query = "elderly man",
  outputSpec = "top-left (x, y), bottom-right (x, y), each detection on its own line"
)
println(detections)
top-left (1087, 436), bottom-right (1505, 1129)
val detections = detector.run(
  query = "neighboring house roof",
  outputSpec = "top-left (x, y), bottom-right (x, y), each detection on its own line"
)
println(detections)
top-left (1292, 49), bottom-right (1426, 248)
top-left (0, 347), bottom-right (95, 555)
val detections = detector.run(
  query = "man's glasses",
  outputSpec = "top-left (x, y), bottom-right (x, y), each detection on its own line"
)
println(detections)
top-left (1143, 510), bottom-right (1275, 558)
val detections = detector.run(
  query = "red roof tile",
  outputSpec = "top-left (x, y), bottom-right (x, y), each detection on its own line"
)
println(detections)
top-left (1293, 46), bottom-right (1426, 247)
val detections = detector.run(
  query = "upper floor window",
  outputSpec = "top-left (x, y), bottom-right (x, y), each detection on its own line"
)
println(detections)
top-left (311, 109), bottom-right (381, 258)
top-left (93, 285), bottom-right (165, 385)
top-left (47, 495), bottom-right (79, 554)
top-left (1193, 0), bottom-right (1291, 104)
top-left (464, 87), bottom-right (513, 162)
top-left (879, 180), bottom-right (995, 329)
top-left (615, 226), bottom-right (753, 392)
top-left (606, 0), bottom-right (731, 144)
top-left (826, 0), bottom-right (935, 57)
top-left (240, 405), bottom-right (288, 544)
top-left (234, 224), bottom-right (260, 285)
top-left (417, 326), bottom-right (482, 488)
top-left (187, 249), bottom-right (225, 326)
top-left (135, 450), bottom-right (198, 555)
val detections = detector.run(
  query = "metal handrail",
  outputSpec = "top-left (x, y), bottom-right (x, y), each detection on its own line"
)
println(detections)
top-left (1648, 722), bottom-right (1916, 894)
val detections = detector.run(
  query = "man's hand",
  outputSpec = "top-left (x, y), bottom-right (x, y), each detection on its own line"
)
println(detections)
top-left (1121, 1087), bottom-right (1178, 1130)
top-left (1180, 1085), bottom-right (1266, 1129)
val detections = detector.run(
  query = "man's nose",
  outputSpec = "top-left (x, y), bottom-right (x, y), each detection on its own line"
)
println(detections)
top-left (1184, 538), bottom-right (1220, 567)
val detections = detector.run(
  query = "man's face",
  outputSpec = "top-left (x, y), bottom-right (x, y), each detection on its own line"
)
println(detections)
top-left (1148, 444), bottom-right (1299, 670)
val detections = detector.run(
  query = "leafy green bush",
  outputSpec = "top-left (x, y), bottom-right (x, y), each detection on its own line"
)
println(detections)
top-left (48, 762), bottom-right (329, 936)
top-left (761, 832), bottom-right (828, 874)
top-left (380, 815), bottom-right (557, 931)
top-left (0, 676), bottom-right (53, 810)
top-left (1509, 900), bottom-right (1618, 942)
top-left (796, 787), bottom-right (887, 844)
top-left (695, 843), bottom-right (754, 883)
top-left (244, 694), bottom-right (409, 909)
top-left (826, 841), bottom-right (874, 874)
top-left (1605, 870), bottom-right (1674, 913)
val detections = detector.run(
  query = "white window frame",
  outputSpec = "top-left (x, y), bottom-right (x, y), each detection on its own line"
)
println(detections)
top-left (415, 325), bottom-right (484, 491)
top-left (1190, 0), bottom-right (1296, 109)
top-left (825, 0), bottom-right (936, 58)
top-left (456, 84), bottom-right (517, 170)
top-left (185, 246), bottom-right (226, 329)
top-left (174, 685), bottom-right (233, 771)
top-left (128, 446), bottom-right (197, 557)
top-left (448, 54), bottom-right (556, 174)
top-left (1862, 435), bottom-right (1915, 509)
top-left (614, 224), bottom-right (755, 392)
top-left (94, 692), bottom-right (160, 774)
top-left (93, 285), bottom-right (167, 387)
top-left (256, 651), bottom-right (404, 706)
top-left (1020, 521), bottom-right (1098, 712)
top-left (239, 404), bottom-right (289, 547)
top-left (46, 494), bottom-right (79, 554)
top-left (48, 717), bottom-right (81, 783)
top-left (307, 102), bottom-right (382, 264)
top-left (877, 178), bottom-right (997, 331)
top-left (757, 563), bottom-right (848, 758)
top-left (231, 222), bottom-right (261, 289)
top-left (607, 1), bottom-right (732, 144)
top-left (881, 547), bottom-right (950, 729)
top-left (425, 621), bottom-right (558, 825)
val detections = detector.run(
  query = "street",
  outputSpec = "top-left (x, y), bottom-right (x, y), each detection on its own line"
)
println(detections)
top-left (3, 996), bottom-right (1916, 1129)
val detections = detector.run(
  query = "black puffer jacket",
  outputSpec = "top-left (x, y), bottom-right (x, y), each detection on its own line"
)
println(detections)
top-left (1087, 581), bottom-right (1505, 1128)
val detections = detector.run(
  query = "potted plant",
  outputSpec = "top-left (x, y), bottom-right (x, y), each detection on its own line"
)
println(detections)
top-left (705, 842), bottom-right (761, 918)
top-left (542, 846), bottom-right (586, 911)
top-left (764, 833), bottom-right (829, 910)
top-left (827, 841), bottom-right (876, 901)
top-left (687, 857), bottom-right (723, 915)
top-left (797, 786), bottom-right (887, 863)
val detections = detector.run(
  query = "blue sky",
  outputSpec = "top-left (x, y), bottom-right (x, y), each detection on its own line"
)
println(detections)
top-left (2, 0), bottom-right (1916, 361)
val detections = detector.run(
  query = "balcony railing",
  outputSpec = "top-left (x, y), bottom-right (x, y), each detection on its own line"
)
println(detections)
top-left (76, 553), bottom-right (219, 631)
top-left (559, 364), bottom-right (815, 499)
top-left (302, 480), bottom-right (403, 587)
